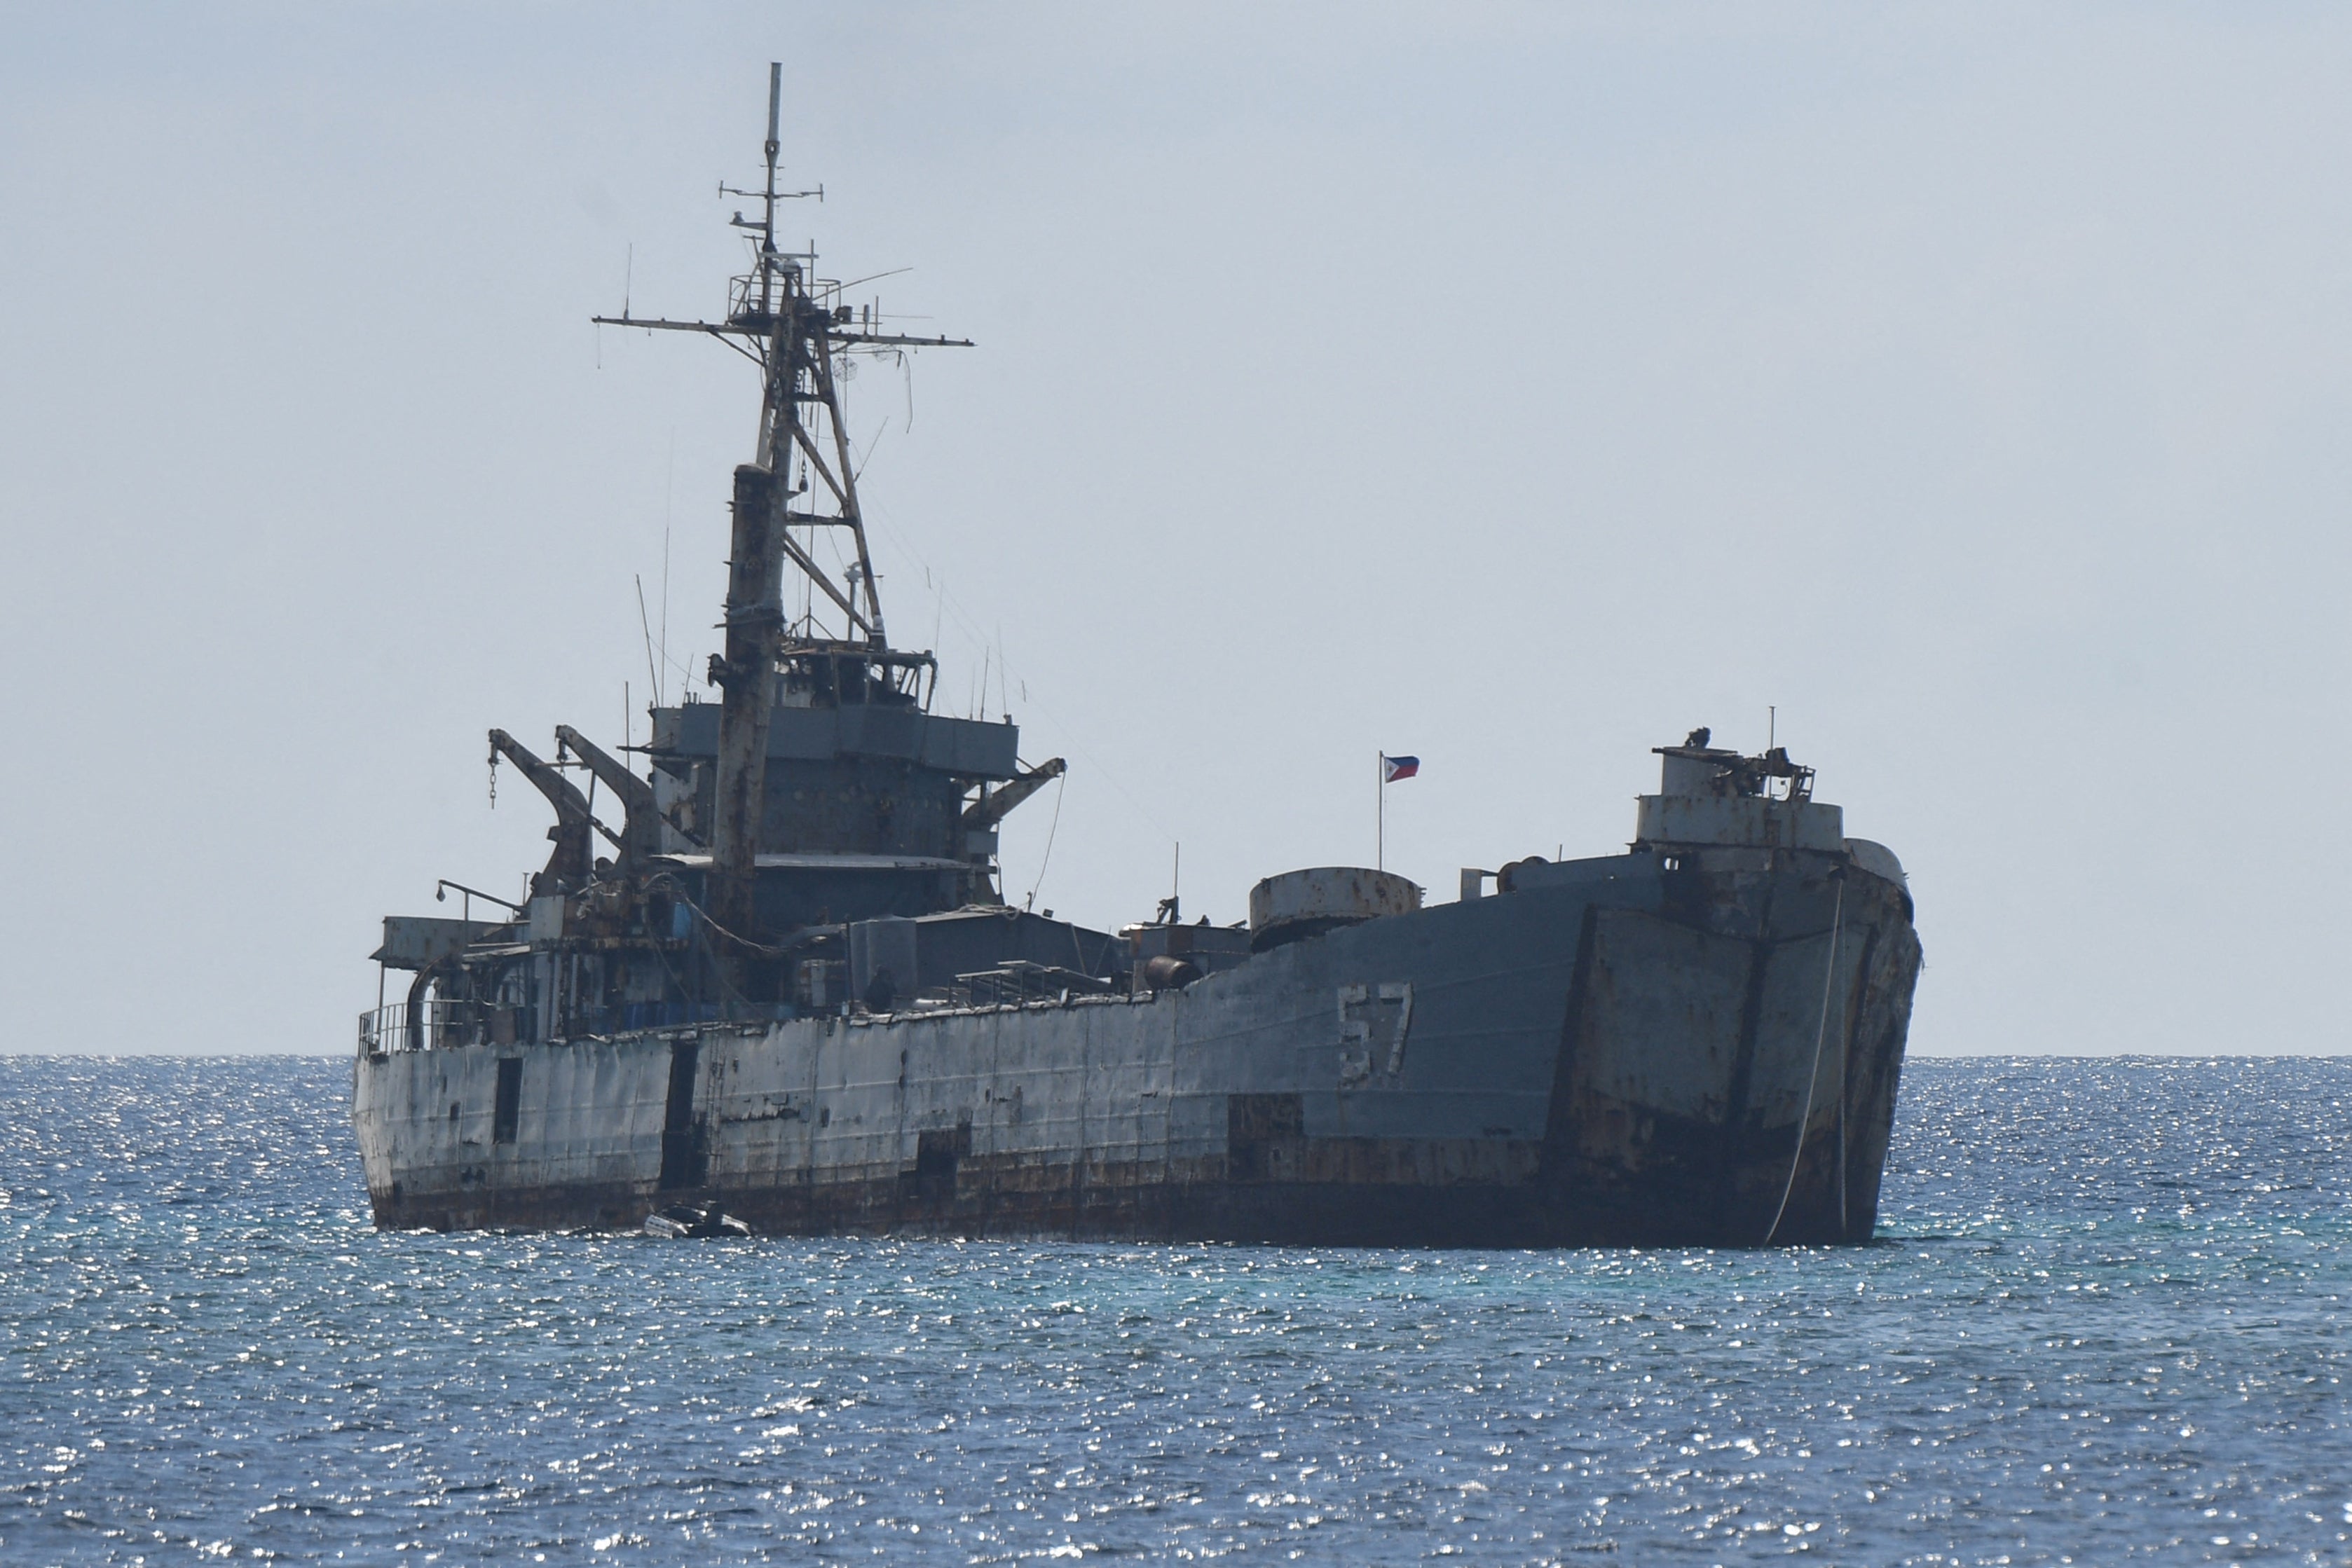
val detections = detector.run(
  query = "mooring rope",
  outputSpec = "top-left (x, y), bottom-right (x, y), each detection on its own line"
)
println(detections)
top-left (1763, 874), bottom-right (1845, 1246)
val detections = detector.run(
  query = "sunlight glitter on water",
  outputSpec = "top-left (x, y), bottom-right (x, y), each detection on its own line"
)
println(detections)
top-left (1, 1056), bottom-right (2347, 1564)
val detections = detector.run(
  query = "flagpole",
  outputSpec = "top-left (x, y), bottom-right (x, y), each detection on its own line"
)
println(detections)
top-left (1376, 751), bottom-right (1384, 872)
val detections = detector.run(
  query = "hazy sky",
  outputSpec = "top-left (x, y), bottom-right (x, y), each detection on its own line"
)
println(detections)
top-left (2, 4), bottom-right (2346, 1057)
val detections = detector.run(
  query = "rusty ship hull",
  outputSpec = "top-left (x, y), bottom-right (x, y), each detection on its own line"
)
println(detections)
top-left (353, 845), bottom-right (1919, 1248)
top-left (350, 66), bottom-right (1924, 1251)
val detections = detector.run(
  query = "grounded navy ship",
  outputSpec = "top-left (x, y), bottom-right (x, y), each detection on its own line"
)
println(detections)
top-left (351, 67), bottom-right (1922, 1247)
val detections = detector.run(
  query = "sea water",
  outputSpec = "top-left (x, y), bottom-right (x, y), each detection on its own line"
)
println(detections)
top-left (1, 1056), bottom-right (2345, 1565)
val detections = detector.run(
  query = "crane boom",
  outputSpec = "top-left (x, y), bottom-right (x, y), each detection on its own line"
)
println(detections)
top-left (962, 757), bottom-right (1067, 831)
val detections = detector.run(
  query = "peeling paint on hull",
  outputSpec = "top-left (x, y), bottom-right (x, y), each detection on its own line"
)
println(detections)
top-left (353, 850), bottom-right (1920, 1248)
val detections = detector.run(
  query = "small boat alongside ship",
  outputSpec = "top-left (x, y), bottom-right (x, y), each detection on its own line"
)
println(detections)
top-left (349, 64), bottom-right (1922, 1248)
top-left (642, 1204), bottom-right (751, 1240)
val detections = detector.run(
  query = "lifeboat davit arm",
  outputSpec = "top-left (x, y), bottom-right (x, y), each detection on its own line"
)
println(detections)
top-left (554, 724), bottom-right (664, 867)
top-left (487, 728), bottom-right (601, 897)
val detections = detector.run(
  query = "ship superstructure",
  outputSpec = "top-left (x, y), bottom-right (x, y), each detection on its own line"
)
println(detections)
top-left (351, 67), bottom-right (1922, 1246)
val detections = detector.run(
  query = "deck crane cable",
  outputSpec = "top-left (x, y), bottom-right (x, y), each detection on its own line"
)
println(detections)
top-left (1023, 770), bottom-right (1068, 912)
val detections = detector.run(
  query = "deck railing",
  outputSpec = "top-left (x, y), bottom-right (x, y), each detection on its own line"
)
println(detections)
top-left (355, 999), bottom-right (517, 1054)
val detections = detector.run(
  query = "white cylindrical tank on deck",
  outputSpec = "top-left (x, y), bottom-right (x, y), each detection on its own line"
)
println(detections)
top-left (1247, 867), bottom-right (1421, 952)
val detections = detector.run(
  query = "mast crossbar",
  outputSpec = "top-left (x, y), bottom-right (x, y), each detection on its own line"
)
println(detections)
top-left (592, 313), bottom-right (971, 350)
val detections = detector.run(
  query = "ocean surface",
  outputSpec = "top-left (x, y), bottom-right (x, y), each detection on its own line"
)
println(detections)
top-left (0, 1057), bottom-right (2346, 1566)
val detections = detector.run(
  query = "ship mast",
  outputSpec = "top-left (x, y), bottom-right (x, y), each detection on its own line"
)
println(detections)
top-left (594, 61), bottom-right (971, 938)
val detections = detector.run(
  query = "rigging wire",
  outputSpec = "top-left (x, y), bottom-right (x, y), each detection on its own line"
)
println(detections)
top-left (635, 575), bottom-right (662, 708)
top-left (861, 493), bottom-right (1179, 844)
top-left (833, 265), bottom-right (914, 293)
top-left (1023, 771), bottom-right (1068, 913)
top-left (852, 416), bottom-right (889, 484)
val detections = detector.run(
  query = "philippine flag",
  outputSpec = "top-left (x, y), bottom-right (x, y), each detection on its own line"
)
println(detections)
top-left (1381, 753), bottom-right (1420, 783)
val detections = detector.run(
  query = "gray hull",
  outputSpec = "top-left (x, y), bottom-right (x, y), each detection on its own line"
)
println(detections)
top-left (352, 848), bottom-right (1920, 1247)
